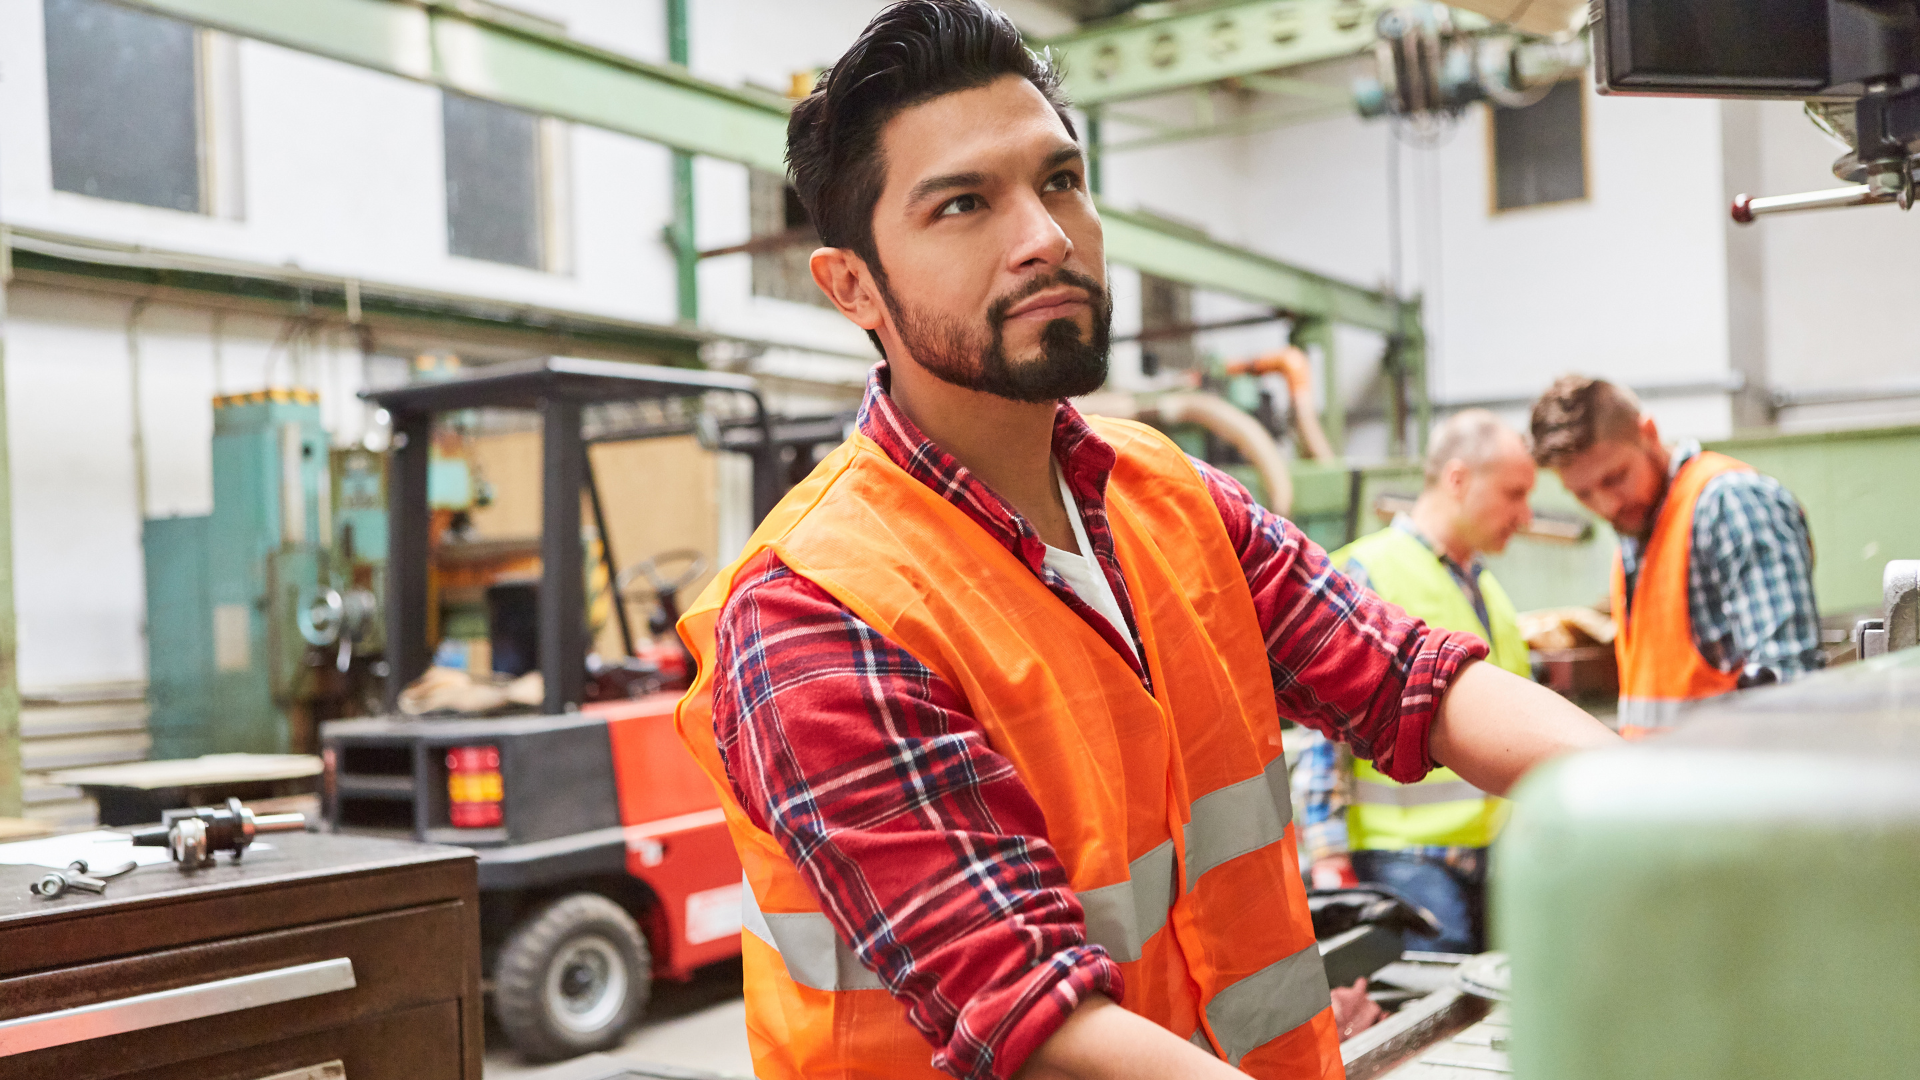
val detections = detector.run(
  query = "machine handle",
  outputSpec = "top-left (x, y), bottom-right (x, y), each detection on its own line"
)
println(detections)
top-left (1732, 184), bottom-right (1891, 223)
top-left (0, 957), bottom-right (356, 1056)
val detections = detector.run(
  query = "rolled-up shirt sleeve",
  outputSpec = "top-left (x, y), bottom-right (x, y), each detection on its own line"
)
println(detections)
top-left (710, 549), bottom-right (1122, 1080)
top-left (1192, 459), bottom-right (1489, 783)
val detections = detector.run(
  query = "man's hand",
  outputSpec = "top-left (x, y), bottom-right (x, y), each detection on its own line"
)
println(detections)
top-left (1310, 854), bottom-right (1357, 890)
top-left (1015, 995), bottom-right (1245, 1080)
top-left (1429, 660), bottom-right (1622, 797)
top-left (1330, 978), bottom-right (1385, 1041)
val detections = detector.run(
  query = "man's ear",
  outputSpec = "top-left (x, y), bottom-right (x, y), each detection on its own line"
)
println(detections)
top-left (1637, 412), bottom-right (1661, 449)
top-left (810, 247), bottom-right (885, 331)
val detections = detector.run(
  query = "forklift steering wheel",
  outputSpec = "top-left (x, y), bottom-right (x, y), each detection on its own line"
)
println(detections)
top-left (615, 549), bottom-right (709, 602)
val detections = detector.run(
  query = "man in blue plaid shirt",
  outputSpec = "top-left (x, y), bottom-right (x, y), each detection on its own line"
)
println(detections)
top-left (1531, 376), bottom-right (1823, 735)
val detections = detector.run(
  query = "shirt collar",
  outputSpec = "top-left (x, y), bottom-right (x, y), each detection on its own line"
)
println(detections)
top-left (853, 361), bottom-right (1119, 570)
top-left (1391, 512), bottom-right (1484, 579)
top-left (1669, 440), bottom-right (1702, 478)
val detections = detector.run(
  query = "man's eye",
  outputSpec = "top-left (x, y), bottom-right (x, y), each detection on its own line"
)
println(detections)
top-left (1043, 171), bottom-right (1080, 193)
top-left (937, 193), bottom-right (984, 217)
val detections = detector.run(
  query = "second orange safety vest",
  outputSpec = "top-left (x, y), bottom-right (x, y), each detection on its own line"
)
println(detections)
top-left (678, 417), bottom-right (1342, 1080)
top-left (1609, 450), bottom-right (1751, 739)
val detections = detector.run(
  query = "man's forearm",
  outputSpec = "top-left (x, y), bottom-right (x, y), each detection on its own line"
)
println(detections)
top-left (1428, 660), bottom-right (1621, 797)
top-left (1016, 996), bottom-right (1243, 1080)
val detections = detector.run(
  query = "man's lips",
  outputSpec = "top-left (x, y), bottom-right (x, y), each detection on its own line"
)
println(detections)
top-left (1005, 289), bottom-right (1090, 321)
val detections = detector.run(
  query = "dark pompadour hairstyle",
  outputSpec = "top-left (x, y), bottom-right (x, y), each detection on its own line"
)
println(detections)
top-left (787, 0), bottom-right (1076, 278)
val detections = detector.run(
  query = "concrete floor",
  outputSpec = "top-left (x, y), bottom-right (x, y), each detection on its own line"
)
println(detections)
top-left (484, 959), bottom-right (754, 1080)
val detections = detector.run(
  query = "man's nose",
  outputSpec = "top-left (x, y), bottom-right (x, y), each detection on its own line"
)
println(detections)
top-left (1004, 190), bottom-right (1071, 272)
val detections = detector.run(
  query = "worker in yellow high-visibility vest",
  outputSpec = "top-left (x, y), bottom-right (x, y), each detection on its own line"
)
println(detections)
top-left (1299, 409), bottom-right (1537, 954)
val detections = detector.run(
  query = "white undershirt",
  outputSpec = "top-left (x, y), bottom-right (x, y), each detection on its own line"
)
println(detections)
top-left (1042, 464), bottom-right (1140, 664)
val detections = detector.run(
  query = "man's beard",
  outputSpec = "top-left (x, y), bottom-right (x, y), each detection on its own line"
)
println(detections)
top-left (1616, 446), bottom-right (1673, 539)
top-left (878, 267), bottom-right (1112, 403)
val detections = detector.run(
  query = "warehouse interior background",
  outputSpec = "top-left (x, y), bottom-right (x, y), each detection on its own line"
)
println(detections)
top-left (3, 0), bottom-right (1919, 1075)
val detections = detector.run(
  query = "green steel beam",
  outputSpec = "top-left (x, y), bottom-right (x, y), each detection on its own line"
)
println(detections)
top-left (1043, 0), bottom-right (1390, 106)
top-left (1098, 204), bottom-right (1407, 335)
top-left (666, 0), bottom-right (699, 324)
top-left (109, 0), bottom-right (1412, 339)
top-left (108, 0), bottom-right (792, 173)
top-left (0, 250), bottom-right (18, 818)
top-left (5, 231), bottom-right (712, 366)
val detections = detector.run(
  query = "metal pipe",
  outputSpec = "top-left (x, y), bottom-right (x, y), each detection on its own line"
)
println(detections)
top-left (539, 396), bottom-right (587, 713)
top-left (126, 299), bottom-right (151, 522)
top-left (1732, 185), bottom-right (1893, 224)
top-left (582, 448), bottom-right (636, 659)
top-left (1088, 392), bottom-right (1296, 515)
top-left (745, 389), bottom-right (781, 524)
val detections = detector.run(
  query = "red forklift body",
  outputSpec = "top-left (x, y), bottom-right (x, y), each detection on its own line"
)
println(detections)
top-left (593, 693), bottom-right (741, 978)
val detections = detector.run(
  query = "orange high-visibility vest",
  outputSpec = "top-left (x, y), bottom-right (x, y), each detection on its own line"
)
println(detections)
top-left (677, 417), bottom-right (1342, 1080)
top-left (1610, 451), bottom-right (1751, 739)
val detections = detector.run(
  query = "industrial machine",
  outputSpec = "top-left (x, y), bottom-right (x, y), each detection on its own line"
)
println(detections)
top-left (318, 358), bottom-right (805, 1062)
top-left (1590, 0), bottom-right (1920, 222)
top-left (144, 389), bottom-right (366, 758)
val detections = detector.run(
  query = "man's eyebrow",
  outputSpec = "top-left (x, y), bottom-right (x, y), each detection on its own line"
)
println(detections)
top-left (902, 145), bottom-right (1085, 210)
top-left (1039, 144), bottom-right (1084, 173)
top-left (905, 170), bottom-right (988, 210)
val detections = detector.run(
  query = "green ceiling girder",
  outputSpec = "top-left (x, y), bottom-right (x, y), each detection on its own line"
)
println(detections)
top-left (1099, 206), bottom-right (1408, 335)
top-left (1042, 0), bottom-right (1391, 106)
top-left (109, 0), bottom-right (793, 173)
top-left (106, 0), bottom-right (1408, 336)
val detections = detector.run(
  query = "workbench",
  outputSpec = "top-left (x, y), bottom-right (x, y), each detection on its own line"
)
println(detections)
top-left (0, 831), bottom-right (481, 1079)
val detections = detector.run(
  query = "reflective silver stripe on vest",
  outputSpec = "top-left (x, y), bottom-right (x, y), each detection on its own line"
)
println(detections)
top-left (1206, 941), bottom-right (1332, 1066)
top-left (1617, 694), bottom-right (1722, 729)
top-left (740, 875), bottom-right (887, 992)
top-left (1190, 1026), bottom-right (1217, 1055)
top-left (1353, 778), bottom-right (1488, 808)
top-left (1184, 755), bottom-right (1293, 886)
top-left (1078, 839), bottom-right (1176, 963)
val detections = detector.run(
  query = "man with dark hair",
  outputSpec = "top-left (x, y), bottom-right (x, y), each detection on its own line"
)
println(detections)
top-left (677, 5), bottom-right (1617, 1078)
top-left (1529, 375), bottom-right (1822, 738)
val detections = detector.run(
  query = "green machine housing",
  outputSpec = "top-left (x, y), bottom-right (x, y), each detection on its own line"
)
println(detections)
top-left (144, 390), bottom-right (384, 757)
top-left (1496, 650), bottom-right (1920, 1078)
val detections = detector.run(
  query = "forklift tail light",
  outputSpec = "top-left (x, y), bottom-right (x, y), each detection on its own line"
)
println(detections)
top-left (446, 745), bottom-right (503, 828)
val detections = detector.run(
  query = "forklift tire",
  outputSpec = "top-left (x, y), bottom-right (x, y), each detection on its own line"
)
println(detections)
top-left (494, 892), bottom-right (653, 1062)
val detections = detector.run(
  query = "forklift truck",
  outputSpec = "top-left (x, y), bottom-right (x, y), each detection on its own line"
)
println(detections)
top-left (320, 358), bottom-right (840, 1061)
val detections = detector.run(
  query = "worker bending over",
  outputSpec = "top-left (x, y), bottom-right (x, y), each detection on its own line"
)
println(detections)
top-left (677, 4), bottom-right (1618, 1078)
top-left (1530, 376), bottom-right (1823, 737)
top-left (1301, 410), bottom-right (1536, 955)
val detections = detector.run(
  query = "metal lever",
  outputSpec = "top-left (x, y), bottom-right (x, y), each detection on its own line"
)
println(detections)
top-left (1732, 184), bottom-right (1896, 223)
top-left (28, 859), bottom-right (139, 900)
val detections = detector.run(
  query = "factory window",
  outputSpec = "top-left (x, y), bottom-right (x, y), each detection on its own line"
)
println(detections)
top-left (1139, 274), bottom-right (1196, 376)
top-left (1490, 79), bottom-right (1588, 213)
top-left (444, 93), bottom-right (563, 270)
top-left (44, 0), bottom-right (203, 213)
top-left (749, 169), bottom-right (832, 309)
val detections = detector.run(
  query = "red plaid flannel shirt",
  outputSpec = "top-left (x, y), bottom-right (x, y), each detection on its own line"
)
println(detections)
top-left (709, 364), bottom-right (1486, 1080)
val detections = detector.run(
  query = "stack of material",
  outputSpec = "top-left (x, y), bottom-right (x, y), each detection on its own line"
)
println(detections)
top-left (1519, 607), bottom-right (1618, 700)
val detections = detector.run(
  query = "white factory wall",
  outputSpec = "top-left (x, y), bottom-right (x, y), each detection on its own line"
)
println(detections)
top-left (1103, 80), bottom-right (1741, 453)
top-left (0, 288), bottom-right (345, 691)
top-left (1746, 100), bottom-right (1920, 431)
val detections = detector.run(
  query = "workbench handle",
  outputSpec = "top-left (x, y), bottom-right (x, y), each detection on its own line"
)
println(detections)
top-left (0, 957), bottom-right (356, 1057)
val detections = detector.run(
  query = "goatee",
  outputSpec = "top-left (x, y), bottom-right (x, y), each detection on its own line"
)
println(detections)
top-left (881, 267), bottom-right (1112, 403)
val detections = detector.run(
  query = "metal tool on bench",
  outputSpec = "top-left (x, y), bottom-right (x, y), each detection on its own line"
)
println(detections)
top-left (28, 858), bottom-right (139, 899)
top-left (130, 797), bottom-right (307, 869)
top-left (1311, 885), bottom-right (1446, 989)
top-left (1853, 560), bottom-right (1920, 660)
